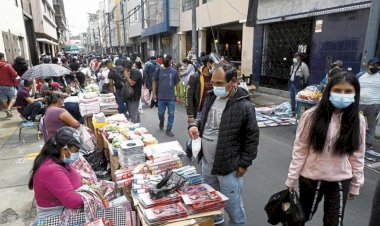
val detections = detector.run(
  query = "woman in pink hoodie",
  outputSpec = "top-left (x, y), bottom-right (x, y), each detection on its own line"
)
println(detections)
top-left (285, 71), bottom-right (365, 225)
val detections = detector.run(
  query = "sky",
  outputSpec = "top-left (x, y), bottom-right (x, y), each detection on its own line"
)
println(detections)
top-left (64, 0), bottom-right (100, 36)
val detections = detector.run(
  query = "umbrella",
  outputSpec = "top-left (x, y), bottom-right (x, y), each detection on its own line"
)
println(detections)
top-left (64, 44), bottom-right (80, 51)
top-left (21, 64), bottom-right (71, 80)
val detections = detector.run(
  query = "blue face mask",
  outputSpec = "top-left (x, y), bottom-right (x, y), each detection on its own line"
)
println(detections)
top-left (329, 92), bottom-right (355, 109)
top-left (213, 86), bottom-right (229, 98)
top-left (63, 147), bottom-right (80, 164)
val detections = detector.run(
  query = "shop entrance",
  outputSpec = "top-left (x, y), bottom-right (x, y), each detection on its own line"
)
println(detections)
top-left (261, 18), bottom-right (314, 90)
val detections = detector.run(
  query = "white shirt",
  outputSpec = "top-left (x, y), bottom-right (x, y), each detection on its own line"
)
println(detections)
top-left (359, 72), bottom-right (380, 105)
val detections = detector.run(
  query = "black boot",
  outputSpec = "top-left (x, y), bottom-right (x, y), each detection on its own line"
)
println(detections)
top-left (166, 129), bottom-right (174, 137)
top-left (159, 121), bottom-right (164, 131)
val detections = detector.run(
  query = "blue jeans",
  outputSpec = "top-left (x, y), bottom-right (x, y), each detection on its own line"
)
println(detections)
top-left (157, 99), bottom-right (175, 130)
top-left (289, 82), bottom-right (300, 112)
top-left (115, 90), bottom-right (127, 114)
top-left (64, 102), bottom-right (84, 124)
top-left (22, 101), bottom-right (43, 120)
top-left (202, 158), bottom-right (246, 226)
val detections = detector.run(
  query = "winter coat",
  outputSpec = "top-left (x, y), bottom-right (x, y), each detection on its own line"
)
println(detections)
top-left (186, 66), bottom-right (209, 120)
top-left (143, 60), bottom-right (159, 90)
top-left (192, 87), bottom-right (260, 175)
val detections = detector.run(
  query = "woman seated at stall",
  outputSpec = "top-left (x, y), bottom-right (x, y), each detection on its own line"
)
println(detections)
top-left (42, 92), bottom-right (80, 141)
top-left (29, 127), bottom-right (85, 223)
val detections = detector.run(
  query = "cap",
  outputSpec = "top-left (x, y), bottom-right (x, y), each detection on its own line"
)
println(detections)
top-left (53, 126), bottom-right (82, 148)
top-left (332, 60), bottom-right (343, 67)
top-left (135, 57), bottom-right (142, 63)
top-left (51, 82), bottom-right (63, 89)
top-left (368, 57), bottom-right (380, 65)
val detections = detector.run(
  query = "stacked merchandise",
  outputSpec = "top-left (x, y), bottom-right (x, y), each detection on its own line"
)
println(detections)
top-left (145, 155), bottom-right (183, 175)
top-left (144, 141), bottom-right (186, 159)
top-left (131, 174), bottom-right (163, 195)
top-left (99, 93), bottom-right (118, 114)
top-left (173, 166), bottom-right (204, 185)
top-left (79, 92), bottom-right (100, 116)
top-left (138, 192), bottom-right (182, 208)
top-left (256, 114), bottom-right (296, 128)
top-left (119, 140), bottom-right (145, 168)
top-left (140, 202), bottom-right (188, 225)
top-left (179, 184), bottom-right (228, 214)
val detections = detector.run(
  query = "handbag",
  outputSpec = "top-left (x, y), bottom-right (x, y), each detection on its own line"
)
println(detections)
top-left (141, 85), bottom-right (150, 105)
top-left (121, 80), bottom-right (135, 101)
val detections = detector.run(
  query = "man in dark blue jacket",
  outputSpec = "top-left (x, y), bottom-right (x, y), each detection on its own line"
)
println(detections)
top-left (188, 66), bottom-right (259, 225)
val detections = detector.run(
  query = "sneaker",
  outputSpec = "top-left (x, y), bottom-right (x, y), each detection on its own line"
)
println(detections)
top-left (139, 109), bottom-right (143, 114)
top-left (166, 129), bottom-right (174, 137)
top-left (4, 109), bottom-right (12, 118)
top-left (159, 121), bottom-right (164, 131)
top-left (214, 217), bottom-right (225, 225)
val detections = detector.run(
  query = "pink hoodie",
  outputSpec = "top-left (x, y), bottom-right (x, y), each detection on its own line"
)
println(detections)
top-left (285, 108), bottom-right (366, 195)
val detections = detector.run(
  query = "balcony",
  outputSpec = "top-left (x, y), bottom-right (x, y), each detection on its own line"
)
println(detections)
top-left (21, 0), bottom-right (32, 18)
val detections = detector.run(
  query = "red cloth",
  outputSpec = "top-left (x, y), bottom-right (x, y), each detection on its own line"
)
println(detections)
top-left (156, 58), bottom-right (163, 65)
top-left (33, 158), bottom-right (83, 208)
top-left (0, 60), bottom-right (18, 86)
top-left (36, 82), bottom-right (43, 92)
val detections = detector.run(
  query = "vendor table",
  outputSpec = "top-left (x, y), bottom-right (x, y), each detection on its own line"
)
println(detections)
top-left (295, 99), bottom-right (318, 130)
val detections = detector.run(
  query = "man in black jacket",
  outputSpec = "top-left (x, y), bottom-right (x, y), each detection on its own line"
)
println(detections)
top-left (188, 67), bottom-right (259, 225)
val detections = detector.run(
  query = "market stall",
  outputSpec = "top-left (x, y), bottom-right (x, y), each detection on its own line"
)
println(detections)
top-left (91, 113), bottom-right (224, 226)
top-left (295, 86), bottom-right (322, 127)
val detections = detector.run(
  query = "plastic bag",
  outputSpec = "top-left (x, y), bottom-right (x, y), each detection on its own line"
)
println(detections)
top-left (150, 169), bottom-right (186, 199)
top-left (192, 138), bottom-right (201, 159)
top-left (272, 102), bottom-right (293, 117)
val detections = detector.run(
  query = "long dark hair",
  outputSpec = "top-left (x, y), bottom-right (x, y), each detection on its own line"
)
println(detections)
top-left (309, 71), bottom-right (361, 155)
top-left (28, 135), bottom-right (72, 189)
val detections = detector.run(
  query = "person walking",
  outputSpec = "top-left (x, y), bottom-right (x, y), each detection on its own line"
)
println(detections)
top-left (143, 56), bottom-right (159, 95)
top-left (152, 55), bottom-right (180, 137)
top-left (285, 71), bottom-right (365, 225)
top-left (186, 55), bottom-right (215, 124)
top-left (107, 59), bottom-right (127, 115)
top-left (180, 58), bottom-right (195, 88)
top-left (122, 60), bottom-right (142, 123)
top-left (289, 52), bottom-right (310, 113)
top-left (0, 52), bottom-right (20, 118)
top-left (357, 57), bottom-right (380, 151)
top-left (188, 66), bottom-right (259, 225)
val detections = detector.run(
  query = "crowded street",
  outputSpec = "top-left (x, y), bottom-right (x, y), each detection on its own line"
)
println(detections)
top-left (0, 0), bottom-right (380, 226)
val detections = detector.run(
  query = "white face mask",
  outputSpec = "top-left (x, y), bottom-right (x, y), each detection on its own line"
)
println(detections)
top-left (293, 58), bottom-right (299, 64)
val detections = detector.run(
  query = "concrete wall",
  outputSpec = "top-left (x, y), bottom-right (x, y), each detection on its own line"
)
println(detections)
top-left (127, 0), bottom-right (142, 38)
top-left (241, 24), bottom-right (253, 77)
top-left (0, 0), bottom-right (30, 61)
top-left (31, 0), bottom-right (57, 40)
top-left (169, 0), bottom-right (180, 27)
top-left (179, 0), bottom-right (249, 32)
top-left (257, 0), bottom-right (369, 20)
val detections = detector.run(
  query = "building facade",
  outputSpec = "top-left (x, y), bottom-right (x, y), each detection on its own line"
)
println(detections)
top-left (250, 0), bottom-right (380, 90)
top-left (0, 0), bottom-right (31, 64)
top-left (53, 0), bottom-right (69, 52)
top-left (179, 0), bottom-right (253, 76)
top-left (31, 0), bottom-right (58, 57)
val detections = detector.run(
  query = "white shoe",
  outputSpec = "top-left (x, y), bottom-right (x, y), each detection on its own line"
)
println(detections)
top-left (139, 109), bottom-right (143, 114)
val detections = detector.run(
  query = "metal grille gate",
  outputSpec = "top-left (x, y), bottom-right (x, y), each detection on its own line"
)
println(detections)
top-left (261, 18), bottom-right (314, 90)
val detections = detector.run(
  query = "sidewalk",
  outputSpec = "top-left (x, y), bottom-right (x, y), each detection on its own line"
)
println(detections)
top-left (0, 109), bottom-right (41, 225)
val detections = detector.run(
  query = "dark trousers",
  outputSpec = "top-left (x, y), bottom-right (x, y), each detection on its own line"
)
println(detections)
top-left (299, 176), bottom-right (351, 226)
top-left (115, 89), bottom-right (127, 114)
top-left (359, 104), bottom-right (380, 147)
top-left (22, 101), bottom-right (43, 120)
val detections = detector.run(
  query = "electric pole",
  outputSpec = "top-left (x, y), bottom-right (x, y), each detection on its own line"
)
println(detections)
top-left (121, 0), bottom-right (127, 52)
top-left (108, 12), bottom-right (112, 53)
top-left (191, 0), bottom-right (198, 58)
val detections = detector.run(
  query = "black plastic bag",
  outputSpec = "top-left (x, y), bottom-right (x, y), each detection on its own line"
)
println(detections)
top-left (265, 189), bottom-right (305, 225)
top-left (150, 169), bottom-right (186, 199)
top-left (83, 148), bottom-right (108, 172)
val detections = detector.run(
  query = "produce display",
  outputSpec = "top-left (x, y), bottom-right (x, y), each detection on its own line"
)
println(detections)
top-left (296, 86), bottom-right (322, 103)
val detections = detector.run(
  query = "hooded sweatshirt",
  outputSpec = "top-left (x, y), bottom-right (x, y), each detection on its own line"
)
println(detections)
top-left (285, 108), bottom-right (366, 195)
top-left (0, 60), bottom-right (18, 86)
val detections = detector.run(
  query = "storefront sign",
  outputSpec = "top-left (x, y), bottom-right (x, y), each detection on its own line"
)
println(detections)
top-left (315, 20), bottom-right (323, 33)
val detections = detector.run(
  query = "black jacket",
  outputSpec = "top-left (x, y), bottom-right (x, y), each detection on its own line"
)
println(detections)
top-left (186, 66), bottom-right (208, 119)
top-left (370, 179), bottom-right (380, 226)
top-left (193, 87), bottom-right (260, 175)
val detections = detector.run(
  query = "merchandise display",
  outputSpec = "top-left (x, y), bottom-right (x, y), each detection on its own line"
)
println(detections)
top-left (296, 85), bottom-right (322, 104)
top-left (140, 202), bottom-right (189, 224)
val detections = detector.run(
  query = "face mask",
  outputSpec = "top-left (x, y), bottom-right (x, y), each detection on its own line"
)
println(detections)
top-left (293, 58), bottom-right (298, 64)
top-left (213, 86), bottom-right (229, 98)
top-left (63, 147), bottom-right (80, 164)
top-left (329, 92), bottom-right (355, 109)
top-left (369, 67), bottom-right (379, 74)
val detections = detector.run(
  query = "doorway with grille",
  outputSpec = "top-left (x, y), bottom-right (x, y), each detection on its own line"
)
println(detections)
top-left (261, 18), bottom-right (314, 90)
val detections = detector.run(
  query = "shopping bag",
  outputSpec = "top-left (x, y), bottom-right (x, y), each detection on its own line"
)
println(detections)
top-left (141, 85), bottom-right (150, 105)
top-left (78, 125), bottom-right (97, 155)
top-left (284, 191), bottom-right (305, 225)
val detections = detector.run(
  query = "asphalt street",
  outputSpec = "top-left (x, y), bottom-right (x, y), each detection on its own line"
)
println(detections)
top-left (140, 103), bottom-right (379, 226)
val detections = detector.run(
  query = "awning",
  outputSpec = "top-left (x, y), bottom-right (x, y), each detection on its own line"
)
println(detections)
top-left (36, 38), bottom-right (58, 46)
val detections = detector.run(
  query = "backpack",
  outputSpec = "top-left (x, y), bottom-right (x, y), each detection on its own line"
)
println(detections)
top-left (111, 66), bottom-right (126, 90)
top-left (121, 69), bottom-right (135, 101)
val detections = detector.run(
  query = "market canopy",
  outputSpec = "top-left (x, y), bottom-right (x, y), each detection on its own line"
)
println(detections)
top-left (64, 44), bottom-right (80, 51)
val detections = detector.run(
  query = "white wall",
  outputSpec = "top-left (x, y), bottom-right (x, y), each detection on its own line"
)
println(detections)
top-left (0, 0), bottom-right (30, 61)
top-left (257, 0), bottom-right (369, 20)
top-left (127, 0), bottom-right (143, 38)
top-left (180, 0), bottom-right (249, 32)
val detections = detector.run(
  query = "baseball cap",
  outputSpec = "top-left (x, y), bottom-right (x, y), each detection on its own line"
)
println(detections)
top-left (53, 126), bottom-right (82, 149)
top-left (368, 57), bottom-right (380, 65)
top-left (51, 82), bottom-right (63, 89)
top-left (332, 60), bottom-right (343, 67)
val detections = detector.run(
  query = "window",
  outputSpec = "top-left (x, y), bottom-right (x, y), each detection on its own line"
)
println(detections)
top-left (129, 7), bottom-right (139, 26)
top-left (182, 0), bottom-right (198, 12)
top-left (144, 0), bottom-right (164, 28)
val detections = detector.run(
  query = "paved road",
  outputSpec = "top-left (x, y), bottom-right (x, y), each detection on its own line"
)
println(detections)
top-left (140, 103), bottom-right (379, 226)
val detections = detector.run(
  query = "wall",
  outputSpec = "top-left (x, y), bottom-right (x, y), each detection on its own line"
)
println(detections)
top-left (179, 0), bottom-right (249, 32)
top-left (257, 0), bottom-right (370, 21)
top-left (169, 0), bottom-right (180, 27)
top-left (31, 0), bottom-right (57, 40)
top-left (0, 0), bottom-right (30, 62)
top-left (241, 24), bottom-right (253, 76)
top-left (127, 0), bottom-right (142, 38)
top-left (308, 9), bottom-right (370, 84)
